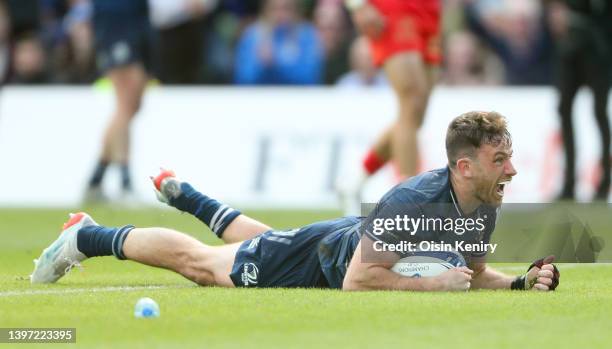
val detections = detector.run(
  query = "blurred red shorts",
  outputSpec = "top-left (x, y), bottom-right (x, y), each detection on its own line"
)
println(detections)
top-left (368, 0), bottom-right (441, 66)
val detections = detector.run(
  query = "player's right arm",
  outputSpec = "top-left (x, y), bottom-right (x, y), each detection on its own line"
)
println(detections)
top-left (342, 237), bottom-right (473, 291)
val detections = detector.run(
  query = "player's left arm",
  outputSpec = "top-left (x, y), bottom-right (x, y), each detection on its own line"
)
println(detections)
top-left (469, 256), bottom-right (560, 291)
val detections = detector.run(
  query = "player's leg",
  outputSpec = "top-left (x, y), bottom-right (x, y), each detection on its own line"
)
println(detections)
top-left (105, 64), bottom-right (147, 164)
top-left (85, 64), bottom-right (147, 199)
top-left (338, 6), bottom-right (437, 215)
top-left (363, 24), bottom-right (439, 175)
top-left (221, 216), bottom-right (272, 243)
top-left (121, 227), bottom-right (238, 287)
top-left (362, 62), bottom-right (437, 174)
top-left (337, 55), bottom-right (430, 216)
top-left (153, 170), bottom-right (271, 244)
top-left (104, 64), bottom-right (146, 188)
top-left (556, 50), bottom-right (581, 200)
top-left (382, 7), bottom-right (438, 179)
top-left (420, 64), bottom-right (439, 124)
top-left (86, 8), bottom-right (150, 201)
top-left (367, 62), bottom-right (437, 166)
top-left (587, 61), bottom-right (611, 200)
top-left (384, 51), bottom-right (430, 178)
top-left (419, 25), bottom-right (441, 128)
top-left (30, 212), bottom-right (237, 287)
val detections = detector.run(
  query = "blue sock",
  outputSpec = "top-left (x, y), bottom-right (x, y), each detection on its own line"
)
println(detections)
top-left (76, 225), bottom-right (135, 259)
top-left (168, 182), bottom-right (241, 238)
top-left (88, 160), bottom-right (109, 188)
top-left (120, 164), bottom-right (132, 191)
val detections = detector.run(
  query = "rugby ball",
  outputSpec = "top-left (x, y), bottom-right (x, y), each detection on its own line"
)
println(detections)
top-left (391, 250), bottom-right (466, 278)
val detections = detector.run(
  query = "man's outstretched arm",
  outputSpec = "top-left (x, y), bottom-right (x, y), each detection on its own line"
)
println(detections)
top-left (470, 257), bottom-right (560, 291)
top-left (468, 262), bottom-right (514, 290)
top-left (342, 237), bottom-right (473, 292)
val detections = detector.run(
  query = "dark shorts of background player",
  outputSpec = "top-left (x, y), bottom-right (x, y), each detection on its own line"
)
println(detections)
top-left (229, 218), bottom-right (361, 288)
top-left (93, 14), bottom-right (152, 74)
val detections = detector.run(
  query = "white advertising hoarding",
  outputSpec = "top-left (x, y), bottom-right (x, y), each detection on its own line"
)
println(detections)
top-left (0, 86), bottom-right (608, 207)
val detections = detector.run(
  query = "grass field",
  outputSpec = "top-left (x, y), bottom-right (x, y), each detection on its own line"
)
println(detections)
top-left (1, 207), bottom-right (611, 349)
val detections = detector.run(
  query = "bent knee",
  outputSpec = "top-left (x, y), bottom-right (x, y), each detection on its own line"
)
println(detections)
top-left (176, 250), bottom-right (216, 286)
top-left (180, 263), bottom-right (215, 286)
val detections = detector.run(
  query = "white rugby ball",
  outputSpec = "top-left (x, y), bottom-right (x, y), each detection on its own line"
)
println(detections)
top-left (391, 251), bottom-right (466, 278)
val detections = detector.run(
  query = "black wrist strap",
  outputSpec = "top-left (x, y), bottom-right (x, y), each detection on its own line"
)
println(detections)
top-left (510, 275), bottom-right (526, 290)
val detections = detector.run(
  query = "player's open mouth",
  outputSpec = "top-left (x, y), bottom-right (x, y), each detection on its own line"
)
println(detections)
top-left (496, 180), bottom-right (511, 196)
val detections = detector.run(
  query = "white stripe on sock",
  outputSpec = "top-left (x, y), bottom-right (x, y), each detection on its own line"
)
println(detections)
top-left (209, 204), bottom-right (228, 231)
top-left (115, 227), bottom-right (132, 259)
top-left (213, 208), bottom-right (234, 233)
top-left (110, 229), bottom-right (119, 257)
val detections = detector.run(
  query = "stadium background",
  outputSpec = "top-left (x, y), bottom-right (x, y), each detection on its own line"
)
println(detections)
top-left (0, 0), bottom-right (610, 206)
top-left (0, 86), bottom-right (607, 206)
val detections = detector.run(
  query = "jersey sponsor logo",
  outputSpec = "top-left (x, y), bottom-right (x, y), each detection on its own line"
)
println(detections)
top-left (241, 263), bottom-right (259, 286)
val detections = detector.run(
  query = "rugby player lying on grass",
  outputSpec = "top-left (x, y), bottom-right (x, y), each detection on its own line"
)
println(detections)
top-left (31, 111), bottom-right (559, 292)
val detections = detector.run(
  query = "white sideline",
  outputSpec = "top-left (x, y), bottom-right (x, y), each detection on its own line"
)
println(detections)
top-left (0, 284), bottom-right (196, 298)
top-left (2, 264), bottom-right (610, 296)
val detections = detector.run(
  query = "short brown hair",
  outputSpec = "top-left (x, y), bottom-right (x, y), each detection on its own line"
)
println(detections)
top-left (446, 111), bottom-right (512, 167)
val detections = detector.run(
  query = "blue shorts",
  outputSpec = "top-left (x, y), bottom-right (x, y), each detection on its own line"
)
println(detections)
top-left (230, 218), bottom-right (360, 288)
top-left (93, 14), bottom-right (152, 73)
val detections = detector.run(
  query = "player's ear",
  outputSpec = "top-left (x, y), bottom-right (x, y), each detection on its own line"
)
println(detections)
top-left (456, 158), bottom-right (473, 178)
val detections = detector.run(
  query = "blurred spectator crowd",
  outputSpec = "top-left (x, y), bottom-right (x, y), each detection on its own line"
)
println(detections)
top-left (0, 0), bottom-right (605, 86)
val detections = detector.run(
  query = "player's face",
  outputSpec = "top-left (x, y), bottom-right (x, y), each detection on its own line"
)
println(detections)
top-left (472, 143), bottom-right (517, 206)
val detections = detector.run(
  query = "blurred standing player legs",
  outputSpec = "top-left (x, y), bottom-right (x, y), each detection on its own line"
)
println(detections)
top-left (84, 0), bottom-right (151, 202)
top-left (550, 0), bottom-right (611, 201)
top-left (340, 0), bottom-right (441, 215)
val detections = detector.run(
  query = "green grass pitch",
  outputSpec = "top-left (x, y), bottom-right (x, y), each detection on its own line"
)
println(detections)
top-left (0, 207), bottom-right (611, 348)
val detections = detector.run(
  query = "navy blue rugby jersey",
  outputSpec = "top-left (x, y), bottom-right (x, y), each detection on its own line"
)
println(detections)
top-left (318, 167), bottom-right (499, 289)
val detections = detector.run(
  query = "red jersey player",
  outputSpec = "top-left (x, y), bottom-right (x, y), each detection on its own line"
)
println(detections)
top-left (341, 0), bottom-right (441, 215)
